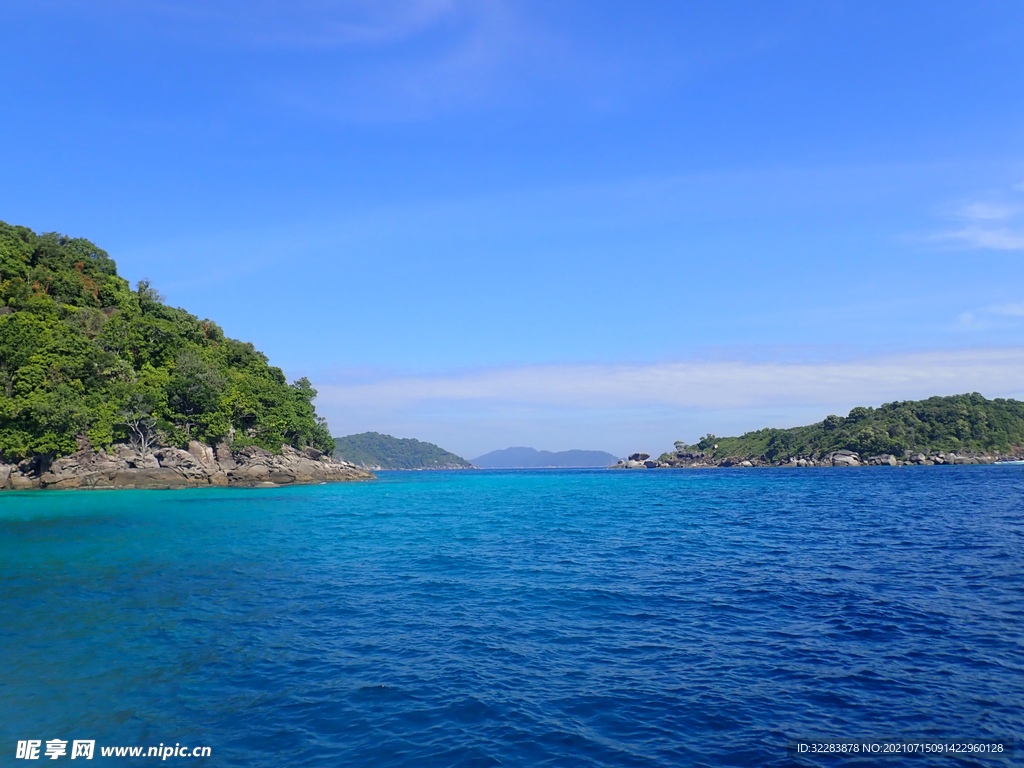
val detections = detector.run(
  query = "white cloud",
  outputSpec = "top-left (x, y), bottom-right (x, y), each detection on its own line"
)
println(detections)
top-left (957, 303), bottom-right (1024, 330)
top-left (313, 348), bottom-right (1024, 456)
top-left (936, 227), bottom-right (1024, 251)
top-left (317, 348), bottom-right (1024, 412)
top-left (926, 187), bottom-right (1024, 251)
top-left (958, 202), bottom-right (1021, 221)
top-left (922, 184), bottom-right (1024, 251)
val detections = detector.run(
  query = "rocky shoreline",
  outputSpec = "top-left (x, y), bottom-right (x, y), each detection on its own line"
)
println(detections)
top-left (356, 463), bottom-right (477, 471)
top-left (613, 448), bottom-right (1023, 469)
top-left (0, 441), bottom-right (374, 490)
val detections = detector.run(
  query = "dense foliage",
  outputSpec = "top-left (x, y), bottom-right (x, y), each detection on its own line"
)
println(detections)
top-left (0, 221), bottom-right (334, 460)
top-left (333, 432), bottom-right (472, 469)
top-left (664, 394), bottom-right (1024, 462)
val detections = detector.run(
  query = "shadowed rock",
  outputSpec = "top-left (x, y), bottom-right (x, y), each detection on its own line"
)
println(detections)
top-left (1, 441), bottom-right (374, 491)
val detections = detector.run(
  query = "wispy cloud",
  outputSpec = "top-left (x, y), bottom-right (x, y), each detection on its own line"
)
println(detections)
top-left (314, 348), bottom-right (1024, 456)
top-left (936, 228), bottom-right (1024, 250)
top-left (35, 0), bottom-right (544, 117)
top-left (958, 304), bottom-right (1024, 330)
top-left (85, 0), bottom-right (466, 48)
top-left (263, 0), bottom-right (558, 121)
top-left (957, 202), bottom-right (1021, 221)
top-left (317, 348), bottom-right (1024, 412)
top-left (247, 0), bottom-right (460, 47)
top-left (927, 186), bottom-right (1024, 251)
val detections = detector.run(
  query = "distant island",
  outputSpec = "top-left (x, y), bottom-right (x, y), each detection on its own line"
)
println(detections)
top-left (334, 432), bottom-right (473, 470)
top-left (473, 447), bottom-right (618, 468)
top-left (616, 394), bottom-right (1024, 469)
top-left (0, 221), bottom-right (371, 489)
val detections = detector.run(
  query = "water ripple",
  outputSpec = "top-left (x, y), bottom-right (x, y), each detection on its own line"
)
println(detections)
top-left (1, 467), bottom-right (1022, 766)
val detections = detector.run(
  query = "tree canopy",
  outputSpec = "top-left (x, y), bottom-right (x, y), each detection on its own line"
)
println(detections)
top-left (0, 221), bottom-right (334, 460)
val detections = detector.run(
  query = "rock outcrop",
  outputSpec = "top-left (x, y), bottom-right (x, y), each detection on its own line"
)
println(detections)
top-left (827, 450), bottom-right (861, 467)
top-left (0, 442), bottom-right (374, 490)
top-left (611, 447), bottom-right (1018, 470)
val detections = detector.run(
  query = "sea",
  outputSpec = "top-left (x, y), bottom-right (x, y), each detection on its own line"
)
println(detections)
top-left (1, 467), bottom-right (1021, 767)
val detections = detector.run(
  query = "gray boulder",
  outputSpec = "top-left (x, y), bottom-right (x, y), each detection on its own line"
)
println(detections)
top-left (188, 440), bottom-right (216, 465)
top-left (215, 442), bottom-right (237, 470)
top-left (10, 472), bottom-right (38, 489)
top-left (130, 453), bottom-right (160, 470)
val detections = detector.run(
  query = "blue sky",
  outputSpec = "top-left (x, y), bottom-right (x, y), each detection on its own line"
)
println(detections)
top-left (3, 0), bottom-right (1024, 458)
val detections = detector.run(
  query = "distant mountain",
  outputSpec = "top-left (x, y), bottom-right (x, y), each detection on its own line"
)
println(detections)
top-left (333, 432), bottom-right (473, 470)
top-left (472, 447), bottom-right (618, 468)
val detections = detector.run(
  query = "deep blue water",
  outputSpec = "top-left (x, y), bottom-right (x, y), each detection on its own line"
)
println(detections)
top-left (1, 467), bottom-right (1022, 767)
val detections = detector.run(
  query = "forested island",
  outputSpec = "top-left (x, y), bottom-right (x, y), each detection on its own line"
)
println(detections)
top-left (616, 394), bottom-right (1024, 469)
top-left (334, 432), bottom-right (473, 470)
top-left (0, 221), bottom-right (370, 489)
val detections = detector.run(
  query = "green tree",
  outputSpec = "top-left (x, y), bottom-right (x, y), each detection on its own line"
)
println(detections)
top-left (0, 220), bottom-right (339, 462)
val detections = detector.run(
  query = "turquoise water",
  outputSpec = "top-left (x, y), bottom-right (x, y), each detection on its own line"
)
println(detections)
top-left (2, 468), bottom-right (1022, 766)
